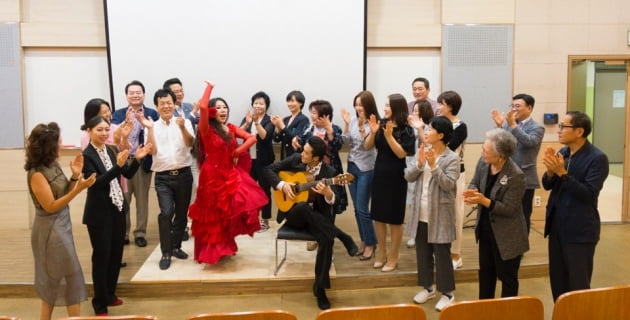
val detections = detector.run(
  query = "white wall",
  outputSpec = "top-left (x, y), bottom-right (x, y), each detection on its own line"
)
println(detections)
top-left (366, 49), bottom-right (441, 110)
top-left (24, 49), bottom-right (110, 147)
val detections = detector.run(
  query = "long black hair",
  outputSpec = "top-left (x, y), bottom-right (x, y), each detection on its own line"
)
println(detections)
top-left (209, 97), bottom-right (231, 142)
top-left (194, 97), bottom-right (232, 165)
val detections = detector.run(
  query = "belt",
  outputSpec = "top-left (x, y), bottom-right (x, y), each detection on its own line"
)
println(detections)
top-left (156, 166), bottom-right (191, 176)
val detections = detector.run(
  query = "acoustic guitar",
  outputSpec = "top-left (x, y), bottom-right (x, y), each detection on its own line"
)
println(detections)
top-left (274, 171), bottom-right (354, 212)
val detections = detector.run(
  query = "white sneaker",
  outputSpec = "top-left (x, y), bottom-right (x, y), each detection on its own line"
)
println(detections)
top-left (412, 288), bottom-right (436, 304)
top-left (435, 294), bottom-right (455, 311)
top-left (452, 257), bottom-right (463, 269)
top-left (406, 238), bottom-right (416, 248)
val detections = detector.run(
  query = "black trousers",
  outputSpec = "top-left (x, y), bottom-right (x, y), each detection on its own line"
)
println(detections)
top-left (155, 168), bottom-right (193, 254)
top-left (251, 159), bottom-right (272, 220)
top-left (478, 227), bottom-right (522, 299)
top-left (522, 189), bottom-right (535, 233)
top-left (284, 202), bottom-right (345, 289)
top-left (87, 208), bottom-right (125, 314)
top-left (548, 233), bottom-right (596, 301)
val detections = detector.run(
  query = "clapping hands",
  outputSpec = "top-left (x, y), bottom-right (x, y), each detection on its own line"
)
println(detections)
top-left (135, 142), bottom-right (153, 161)
top-left (542, 147), bottom-right (566, 177)
top-left (69, 153), bottom-right (95, 190)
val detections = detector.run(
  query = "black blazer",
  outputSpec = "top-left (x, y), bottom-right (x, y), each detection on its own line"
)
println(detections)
top-left (82, 144), bottom-right (140, 226)
top-left (273, 113), bottom-right (310, 159)
top-left (542, 142), bottom-right (609, 243)
top-left (240, 114), bottom-right (275, 165)
top-left (263, 153), bottom-right (337, 218)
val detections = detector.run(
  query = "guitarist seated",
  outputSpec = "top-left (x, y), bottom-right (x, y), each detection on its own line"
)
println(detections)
top-left (263, 136), bottom-right (358, 310)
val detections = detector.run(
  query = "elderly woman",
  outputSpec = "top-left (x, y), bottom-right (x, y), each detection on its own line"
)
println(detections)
top-left (463, 128), bottom-right (529, 299)
top-left (405, 116), bottom-right (459, 311)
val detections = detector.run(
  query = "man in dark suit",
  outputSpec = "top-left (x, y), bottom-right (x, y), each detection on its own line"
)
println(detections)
top-left (111, 80), bottom-right (159, 247)
top-left (163, 77), bottom-right (198, 129)
top-left (263, 136), bottom-right (358, 310)
top-left (492, 93), bottom-right (545, 233)
top-left (542, 111), bottom-right (608, 301)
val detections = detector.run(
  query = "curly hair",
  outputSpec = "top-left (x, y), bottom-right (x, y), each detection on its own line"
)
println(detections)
top-left (24, 122), bottom-right (61, 171)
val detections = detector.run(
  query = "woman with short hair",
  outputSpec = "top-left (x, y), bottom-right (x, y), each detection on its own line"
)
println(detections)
top-left (463, 128), bottom-right (529, 299)
top-left (271, 90), bottom-right (310, 160)
top-left (406, 116), bottom-right (459, 311)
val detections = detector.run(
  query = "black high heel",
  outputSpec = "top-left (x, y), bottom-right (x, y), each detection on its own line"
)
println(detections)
top-left (359, 247), bottom-right (375, 261)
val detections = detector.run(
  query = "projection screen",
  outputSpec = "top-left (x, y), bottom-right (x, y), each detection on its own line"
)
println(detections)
top-left (104, 0), bottom-right (366, 127)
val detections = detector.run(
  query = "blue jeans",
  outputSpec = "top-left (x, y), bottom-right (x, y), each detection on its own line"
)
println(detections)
top-left (347, 162), bottom-right (376, 246)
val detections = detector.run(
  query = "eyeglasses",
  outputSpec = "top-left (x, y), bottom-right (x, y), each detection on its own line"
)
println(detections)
top-left (558, 123), bottom-right (576, 130)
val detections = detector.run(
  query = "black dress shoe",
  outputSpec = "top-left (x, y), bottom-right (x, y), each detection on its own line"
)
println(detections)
top-left (315, 287), bottom-right (330, 310)
top-left (172, 248), bottom-right (189, 259)
top-left (159, 254), bottom-right (171, 270)
top-left (124, 239), bottom-right (130, 245)
top-left (339, 233), bottom-right (359, 256)
top-left (120, 262), bottom-right (127, 268)
top-left (135, 237), bottom-right (147, 247)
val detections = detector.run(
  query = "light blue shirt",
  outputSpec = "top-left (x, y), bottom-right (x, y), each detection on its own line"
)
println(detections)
top-left (342, 116), bottom-right (376, 172)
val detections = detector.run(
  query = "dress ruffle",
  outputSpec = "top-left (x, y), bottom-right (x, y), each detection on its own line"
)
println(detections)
top-left (189, 124), bottom-right (267, 265)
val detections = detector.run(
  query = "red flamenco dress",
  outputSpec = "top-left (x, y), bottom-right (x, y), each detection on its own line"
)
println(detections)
top-left (189, 83), bottom-right (268, 265)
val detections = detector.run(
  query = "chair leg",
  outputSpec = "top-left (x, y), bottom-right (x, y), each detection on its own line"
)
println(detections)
top-left (274, 239), bottom-right (288, 276)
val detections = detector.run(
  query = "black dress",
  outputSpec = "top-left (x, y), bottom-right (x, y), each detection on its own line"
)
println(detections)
top-left (370, 124), bottom-right (416, 224)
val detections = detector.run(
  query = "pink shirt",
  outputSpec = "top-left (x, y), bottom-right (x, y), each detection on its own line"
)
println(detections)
top-left (80, 123), bottom-right (119, 150)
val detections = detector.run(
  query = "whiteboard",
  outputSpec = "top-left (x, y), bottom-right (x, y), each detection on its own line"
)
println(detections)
top-left (104, 0), bottom-right (365, 127)
top-left (24, 49), bottom-right (110, 147)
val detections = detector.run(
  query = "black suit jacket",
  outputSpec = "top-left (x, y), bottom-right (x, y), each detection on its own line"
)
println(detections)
top-left (542, 142), bottom-right (608, 243)
top-left (82, 144), bottom-right (140, 226)
top-left (273, 113), bottom-right (310, 159)
top-left (263, 153), bottom-right (337, 220)
top-left (240, 114), bottom-right (275, 165)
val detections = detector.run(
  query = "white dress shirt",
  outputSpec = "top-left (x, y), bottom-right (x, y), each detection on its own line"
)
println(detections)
top-left (148, 117), bottom-right (195, 172)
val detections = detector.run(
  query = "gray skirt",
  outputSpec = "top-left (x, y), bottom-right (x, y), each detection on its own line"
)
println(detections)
top-left (31, 206), bottom-right (87, 306)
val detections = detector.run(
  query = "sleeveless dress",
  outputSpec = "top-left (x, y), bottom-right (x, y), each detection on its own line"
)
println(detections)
top-left (28, 163), bottom-right (87, 306)
top-left (370, 124), bottom-right (416, 225)
top-left (189, 85), bottom-right (268, 265)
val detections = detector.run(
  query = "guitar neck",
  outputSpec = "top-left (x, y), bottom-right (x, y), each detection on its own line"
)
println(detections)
top-left (294, 178), bottom-right (333, 193)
